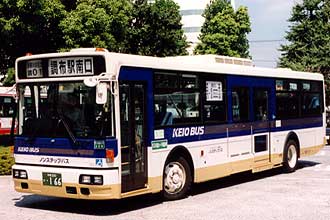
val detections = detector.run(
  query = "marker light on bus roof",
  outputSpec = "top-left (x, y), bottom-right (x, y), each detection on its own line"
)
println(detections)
top-left (25, 52), bottom-right (32, 56)
top-left (95, 48), bottom-right (107, 52)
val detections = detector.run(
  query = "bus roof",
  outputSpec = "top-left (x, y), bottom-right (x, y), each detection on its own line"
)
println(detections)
top-left (108, 52), bottom-right (323, 81)
top-left (0, 87), bottom-right (15, 96)
top-left (15, 49), bottom-right (324, 82)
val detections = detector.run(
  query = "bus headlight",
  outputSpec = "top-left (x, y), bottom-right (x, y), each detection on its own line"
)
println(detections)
top-left (79, 175), bottom-right (103, 185)
top-left (80, 175), bottom-right (91, 184)
top-left (13, 169), bottom-right (28, 179)
top-left (93, 176), bottom-right (103, 185)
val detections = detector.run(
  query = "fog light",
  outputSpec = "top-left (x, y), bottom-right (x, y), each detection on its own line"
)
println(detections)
top-left (93, 176), bottom-right (103, 185)
top-left (80, 175), bottom-right (91, 184)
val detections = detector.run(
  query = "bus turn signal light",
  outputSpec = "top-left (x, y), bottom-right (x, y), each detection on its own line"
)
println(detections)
top-left (10, 146), bottom-right (14, 157)
top-left (106, 149), bottom-right (114, 163)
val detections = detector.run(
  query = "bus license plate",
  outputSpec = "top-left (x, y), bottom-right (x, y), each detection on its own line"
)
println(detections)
top-left (42, 172), bottom-right (62, 187)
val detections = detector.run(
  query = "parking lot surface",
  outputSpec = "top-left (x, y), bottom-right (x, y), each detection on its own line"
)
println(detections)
top-left (1, 146), bottom-right (330, 220)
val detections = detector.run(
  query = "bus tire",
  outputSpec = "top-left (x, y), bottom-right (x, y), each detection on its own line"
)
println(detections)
top-left (163, 157), bottom-right (192, 200)
top-left (283, 140), bottom-right (299, 173)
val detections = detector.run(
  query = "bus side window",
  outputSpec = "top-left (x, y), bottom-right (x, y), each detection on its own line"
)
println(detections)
top-left (253, 88), bottom-right (268, 121)
top-left (232, 87), bottom-right (249, 122)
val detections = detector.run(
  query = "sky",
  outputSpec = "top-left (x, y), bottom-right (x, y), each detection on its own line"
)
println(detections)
top-left (235, 0), bottom-right (301, 68)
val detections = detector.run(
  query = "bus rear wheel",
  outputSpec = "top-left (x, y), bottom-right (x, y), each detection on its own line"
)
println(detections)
top-left (283, 140), bottom-right (298, 173)
top-left (163, 157), bottom-right (191, 200)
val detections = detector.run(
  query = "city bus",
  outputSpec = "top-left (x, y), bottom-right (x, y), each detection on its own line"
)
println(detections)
top-left (0, 87), bottom-right (16, 136)
top-left (12, 48), bottom-right (325, 200)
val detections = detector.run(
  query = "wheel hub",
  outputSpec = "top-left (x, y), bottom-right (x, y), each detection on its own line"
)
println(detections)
top-left (164, 162), bottom-right (186, 194)
top-left (287, 144), bottom-right (297, 168)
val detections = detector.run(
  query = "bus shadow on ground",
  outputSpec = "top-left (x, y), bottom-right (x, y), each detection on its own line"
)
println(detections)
top-left (14, 192), bottom-right (163, 216)
top-left (191, 159), bottom-right (320, 196)
top-left (14, 160), bottom-right (320, 216)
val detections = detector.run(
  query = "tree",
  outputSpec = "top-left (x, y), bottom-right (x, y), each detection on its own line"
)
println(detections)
top-left (0, 0), bottom-right (67, 74)
top-left (279, 0), bottom-right (330, 103)
top-left (2, 68), bottom-right (15, 86)
top-left (60, 0), bottom-right (77, 11)
top-left (279, 0), bottom-right (330, 74)
top-left (128, 0), bottom-right (188, 56)
top-left (194, 0), bottom-right (251, 58)
top-left (60, 0), bottom-right (133, 53)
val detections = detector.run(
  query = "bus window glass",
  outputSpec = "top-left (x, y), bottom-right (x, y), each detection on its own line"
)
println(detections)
top-left (302, 93), bottom-right (321, 116)
top-left (18, 83), bottom-right (112, 138)
top-left (302, 82), bottom-right (311, 91)
top-left (232, 87), bottom-right (249, 122)
top-left (253, 89), bottom-right (268, 121)
top-left (311, 81), bottom-right (322, 92)
top-left (154, 72), bottom-right (201, 126)
top-left (289, 83), bottom-right (298, 91)
top-left (276, 92), bottom-right (299, 119)
top-left (154, 72), bottom-right (178, 89)
top-left (154, 92), bottom-right (200, 126)
top-left (0, 97), bottom-right (15, 117)
top-left (203, 79), bottom-right (226, 123)
top-left (181, 74), bottom-right (198, 89)
top-left (276, 80), bottom-right (284, 91)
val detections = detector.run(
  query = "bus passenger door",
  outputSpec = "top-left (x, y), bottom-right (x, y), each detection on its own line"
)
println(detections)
top-left (252, 87), bottom-right (272, 170)
top-left (119, 81), bottom-right (147, 193)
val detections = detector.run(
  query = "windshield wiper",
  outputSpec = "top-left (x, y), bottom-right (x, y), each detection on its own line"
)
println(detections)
top-left (56, 108), bottom-right (78, 146)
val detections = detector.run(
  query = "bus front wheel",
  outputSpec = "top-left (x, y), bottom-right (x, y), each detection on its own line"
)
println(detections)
top-left (163, 157), bottom-right (192, 200)
top-left (283, 140), bottom-right (298, 172)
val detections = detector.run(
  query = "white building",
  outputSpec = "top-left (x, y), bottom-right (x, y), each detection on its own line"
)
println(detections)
top-left (173, 0), bottom-right (211, 54)
top-left (149, 0), bottom-right (236, 54)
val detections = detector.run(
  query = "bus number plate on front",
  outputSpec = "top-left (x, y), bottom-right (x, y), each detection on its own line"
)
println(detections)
top-left (42, 172), bottom-right (62, 187)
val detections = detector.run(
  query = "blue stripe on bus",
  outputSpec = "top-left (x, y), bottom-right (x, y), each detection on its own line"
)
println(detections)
top-left (14, 137), bottom-right (118, 158)
top-left (158, 117), bottom-right (323, 145)
top-left (14, 117), bottom-right (323, 157)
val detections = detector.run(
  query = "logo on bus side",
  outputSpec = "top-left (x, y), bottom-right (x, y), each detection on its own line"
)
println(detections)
top-left (17, 147), bottom-right (40, 153)
top-left (172, 126), bottom-right (204, 138)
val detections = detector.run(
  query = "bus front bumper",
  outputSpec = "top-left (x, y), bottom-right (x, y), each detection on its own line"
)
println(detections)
top-left (12, 164), bottom-right (121, 200)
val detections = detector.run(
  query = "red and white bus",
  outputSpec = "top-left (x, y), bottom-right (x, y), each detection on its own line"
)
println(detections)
top-left (0, 87), bottom-right (16, 136)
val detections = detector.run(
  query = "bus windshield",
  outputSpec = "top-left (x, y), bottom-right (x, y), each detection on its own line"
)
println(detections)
top-left (18, 82), bottom-right (113, 139)
top-left (0, 96), bottom-right (15, 118)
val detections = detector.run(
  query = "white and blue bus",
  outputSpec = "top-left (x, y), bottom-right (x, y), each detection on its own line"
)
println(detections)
top-left (13, 48), bottom-right (325, 200)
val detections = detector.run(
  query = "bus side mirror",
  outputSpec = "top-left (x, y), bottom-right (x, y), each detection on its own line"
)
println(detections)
top-left (96, 82), bottom-right (108, 104)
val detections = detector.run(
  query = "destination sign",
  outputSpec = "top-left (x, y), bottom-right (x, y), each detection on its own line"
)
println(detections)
top-left (26, 60), bottom-right (43, 78)
top-left (48, 57), bottom-right (94, 77)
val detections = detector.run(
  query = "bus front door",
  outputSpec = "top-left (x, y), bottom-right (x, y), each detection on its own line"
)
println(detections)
top-left (119, 82), bottom-right (147, 193)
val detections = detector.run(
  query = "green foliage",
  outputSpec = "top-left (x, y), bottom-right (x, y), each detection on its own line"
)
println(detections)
top-left (0, 147), bottom-right (14, 175)
top-left (194, 0), bottom-right (251, 58)
top-left (60, 0), bottom-right (133, 53)
top-left (128, 0), bottom-right (188, 56)
top-left (0, 0), bottom-right (189, 77)
top-left (279, 0), bottom-right (330, 103)
top-left (0, 0), bottom-right (67, 69)
top-left (2, 68), bottom-right (15, 86)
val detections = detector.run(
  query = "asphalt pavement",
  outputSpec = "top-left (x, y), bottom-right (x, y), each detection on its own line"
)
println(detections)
top-left (1, 146), bottom-right (330, 220)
